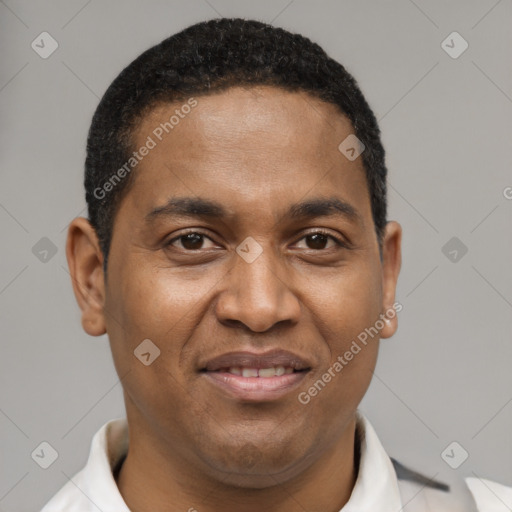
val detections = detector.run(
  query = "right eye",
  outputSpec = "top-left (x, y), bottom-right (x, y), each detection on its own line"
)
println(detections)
top-left (165, 231), bottom-right (218, 251)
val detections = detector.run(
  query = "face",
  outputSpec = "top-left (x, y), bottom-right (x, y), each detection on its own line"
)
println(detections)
top-left (68, 86), bottom-right (401, 488)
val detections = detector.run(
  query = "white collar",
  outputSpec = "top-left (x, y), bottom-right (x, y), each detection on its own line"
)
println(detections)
top-left (465, 476), bottom-right (512, 511)
top-left (37, 412), bottom-right (418, 511)
top-left (41, 411), bottom-right (510, 511)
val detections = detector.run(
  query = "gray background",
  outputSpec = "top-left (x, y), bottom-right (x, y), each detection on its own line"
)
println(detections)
top-left (1, 1), bottom-right (511, 510)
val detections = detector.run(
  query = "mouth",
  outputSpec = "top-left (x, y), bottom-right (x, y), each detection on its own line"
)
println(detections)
top-left (199, 350), bottom-right (311, 402)
top-left (210, 366), bottom-right (298, 377)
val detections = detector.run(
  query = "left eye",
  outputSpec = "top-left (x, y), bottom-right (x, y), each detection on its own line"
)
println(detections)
top-left (295, 232), bottom-right (342, 250)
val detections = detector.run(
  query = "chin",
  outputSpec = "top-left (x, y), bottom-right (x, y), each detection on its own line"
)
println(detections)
top-left (197, 435), bottom-right (310, 488)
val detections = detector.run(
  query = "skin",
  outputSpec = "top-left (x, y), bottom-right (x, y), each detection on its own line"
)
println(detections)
top-left (67, 85), bottom-right (402, 512)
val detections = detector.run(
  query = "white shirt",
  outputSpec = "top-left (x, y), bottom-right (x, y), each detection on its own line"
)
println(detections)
top-left (40, 411), bottom-right (512, 511)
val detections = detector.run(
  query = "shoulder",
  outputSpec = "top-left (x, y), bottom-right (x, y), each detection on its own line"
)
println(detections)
top-left (391, 458), bottom-right (479, 512)
top-left (40, 418), bottom-right (130, 512)
top-left (40, 469), bottom-right (92, 512)
top-left (392, 459), bottom-right (512, 511)
top-left (465, 476), bottom-right (512, 511)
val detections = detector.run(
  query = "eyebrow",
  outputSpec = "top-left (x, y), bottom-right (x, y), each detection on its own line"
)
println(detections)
top-left (145, 196), bottom-right (362, 225)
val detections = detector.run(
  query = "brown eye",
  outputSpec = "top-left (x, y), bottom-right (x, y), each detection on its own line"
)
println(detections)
top-left (166, 232), bottom-right (217, 251)
top-left (295, 231), bottom-right (344, 251)
top-left (180, 233), bottom-right (204, 250)
top-left (306, 233), bottom-right (329, 250)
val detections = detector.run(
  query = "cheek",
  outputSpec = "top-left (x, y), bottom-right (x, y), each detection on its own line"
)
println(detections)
top-left (110, 261), bottom-right (214, 343)
top-left (104, 266), bottom-right (208, 430)
top-left (105, 260), bottom-right (227, 410)
top-left (302, 261), bottom-right (382, 403)
top-left (309, 262), bottom-right (383, 350)
top-left (298, 269), bottom-right (382, 434)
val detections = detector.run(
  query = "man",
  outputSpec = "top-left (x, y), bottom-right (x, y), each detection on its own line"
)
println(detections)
top-left (41, 17), bottom-right (511, 512)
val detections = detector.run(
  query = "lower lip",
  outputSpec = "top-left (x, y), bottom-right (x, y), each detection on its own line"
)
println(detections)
top-left (202, 371), bottom-right (308, 402)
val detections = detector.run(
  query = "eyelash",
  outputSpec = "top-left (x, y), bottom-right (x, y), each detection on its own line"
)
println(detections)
top-left (166, 229), bottom-right (348, 251)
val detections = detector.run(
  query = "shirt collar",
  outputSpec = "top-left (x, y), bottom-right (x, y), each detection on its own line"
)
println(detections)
top-left (465, 476), bottom-right (512, 511)
top-left (57, 411), bottom-right (403, 511)
top-left (79, 416), bottom-right (131, 512)
top-left (342, 411), bottom-right (403, 511)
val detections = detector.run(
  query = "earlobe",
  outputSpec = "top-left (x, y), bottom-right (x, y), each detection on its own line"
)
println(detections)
top-left (379, 221), bottom-right (402, 339)
top-left (66, 217), bottom-right (107, 337)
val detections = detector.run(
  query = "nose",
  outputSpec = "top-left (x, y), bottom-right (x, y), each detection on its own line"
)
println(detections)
top-left (215, 244), bottom-right (301, 333)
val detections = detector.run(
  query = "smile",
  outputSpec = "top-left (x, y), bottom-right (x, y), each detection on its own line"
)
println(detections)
top-left (202, 369), bottom-right (308, 401)
top-left (218, 366), bottom-right (295, 377)
top-left (199, 350), bottom-right (312, 402)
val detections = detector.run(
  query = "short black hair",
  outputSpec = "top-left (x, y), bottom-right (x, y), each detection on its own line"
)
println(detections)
top-left (85, 17), bottom-right (387, 271)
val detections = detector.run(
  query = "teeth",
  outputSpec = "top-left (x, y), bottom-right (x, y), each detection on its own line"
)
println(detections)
top-left (258, 367), bottom-right (276, 378)
top-left (275, 365), bottom-right (285, 376)
top-left (227, 366), bottom-right (294, 377)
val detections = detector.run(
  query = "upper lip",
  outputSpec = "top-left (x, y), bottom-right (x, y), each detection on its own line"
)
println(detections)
top-left (201, 349), bottom-right (312, 372)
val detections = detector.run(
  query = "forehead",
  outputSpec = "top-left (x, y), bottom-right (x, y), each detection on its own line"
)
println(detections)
top-left (121, 86), bottom-right (371, 226)
top-left (136, 85), bottom-right (353, 161)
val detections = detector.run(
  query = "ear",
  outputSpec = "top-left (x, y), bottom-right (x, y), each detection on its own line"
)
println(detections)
top-left (379, 221), bottom-right (402, 339)
top-left (66, 217), bottom-right (107, 336)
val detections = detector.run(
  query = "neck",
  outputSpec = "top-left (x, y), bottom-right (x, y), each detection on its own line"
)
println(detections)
top-left (116, 416), bottom-right (360, 512)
